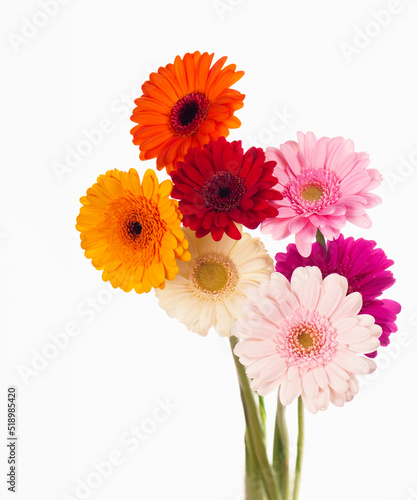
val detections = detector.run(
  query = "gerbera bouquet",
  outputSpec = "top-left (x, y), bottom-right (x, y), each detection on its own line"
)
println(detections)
top-left (76, 51), bottom-right (401, 500)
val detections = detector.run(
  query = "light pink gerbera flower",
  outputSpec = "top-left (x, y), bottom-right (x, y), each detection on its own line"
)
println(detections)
top-left (233, 267), bottom-right (381, 413)
top-left (261, 132), bottom-right (382, 257)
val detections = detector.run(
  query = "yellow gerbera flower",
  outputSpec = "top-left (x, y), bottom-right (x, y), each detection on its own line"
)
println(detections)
top-left (76, 168), bottom-right (191, 293)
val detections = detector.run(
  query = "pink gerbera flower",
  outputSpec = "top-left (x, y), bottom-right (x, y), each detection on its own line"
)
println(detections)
top-left (275, 235), bottom-right (401, 357)
top-left (261, 132), bottom-right (382, 257)
top-left (233, 267), bottom-right (381, 413)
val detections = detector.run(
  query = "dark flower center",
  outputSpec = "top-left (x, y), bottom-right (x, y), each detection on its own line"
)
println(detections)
top-left (127, 220), bottom-right (143, 238)
top-left (202, 171), bottom-right (246, 212)
top-left (218, 186), bottom-right (232, 198)
top-left (170, 92), bottom-right (210, 138)
top-left (179, 102), bottom-right (199, 126)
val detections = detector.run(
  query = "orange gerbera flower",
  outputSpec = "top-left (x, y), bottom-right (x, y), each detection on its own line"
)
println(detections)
top-left (130, 51), bottom-right (245, 174)
top-left (75, 168), bottom-right (191, 293)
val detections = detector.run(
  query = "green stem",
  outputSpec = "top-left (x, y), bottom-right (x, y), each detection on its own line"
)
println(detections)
top-left (273, 391), bottom-right (289, 500)
top-left (315, 228), bottom-right (327, 253)
top-left (229, 337), bottom-right (277, 500)
top-left (245, 432), bottom-right (265, 499)
top-left (258, 396), bottom-right (267, 438)
top-left (292, 398), bottom-right (305, 500)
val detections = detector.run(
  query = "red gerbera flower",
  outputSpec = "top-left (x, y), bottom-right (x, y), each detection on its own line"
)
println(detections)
top-left (170, 137), bottom-right (282, 241)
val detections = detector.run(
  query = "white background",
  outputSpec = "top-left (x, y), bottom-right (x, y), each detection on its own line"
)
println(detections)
top-left (1, 1), bottom-right (417, 499)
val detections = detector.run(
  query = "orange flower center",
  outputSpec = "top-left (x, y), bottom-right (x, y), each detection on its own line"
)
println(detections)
top-left (169, 92), bottom-right (210, 138)
top-left (102, 196), bottom-right (165, 266)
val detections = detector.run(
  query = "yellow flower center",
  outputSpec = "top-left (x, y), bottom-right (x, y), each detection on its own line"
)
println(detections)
top-left (297, 331), bottom-right (314, 349)
top-left (191, 253), bottom-right (238, 301)
top-left (195, 261), bottom-right (229, 292)
top-left (302, 185), bottom-right (323, 202)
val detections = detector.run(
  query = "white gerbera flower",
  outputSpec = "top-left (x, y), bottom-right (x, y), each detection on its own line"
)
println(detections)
top-left (155, 228), bottom-right (274, 336)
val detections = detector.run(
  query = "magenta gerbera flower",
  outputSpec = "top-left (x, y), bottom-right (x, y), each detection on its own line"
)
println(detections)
top-left (170, 137), bottom-right (282, 241)
top-left (261, 131), bottom-right (382, 257)
top-left (275, 235), bottom-right (401, 357)
top-left (233, 267), bottom-right (381, 413)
